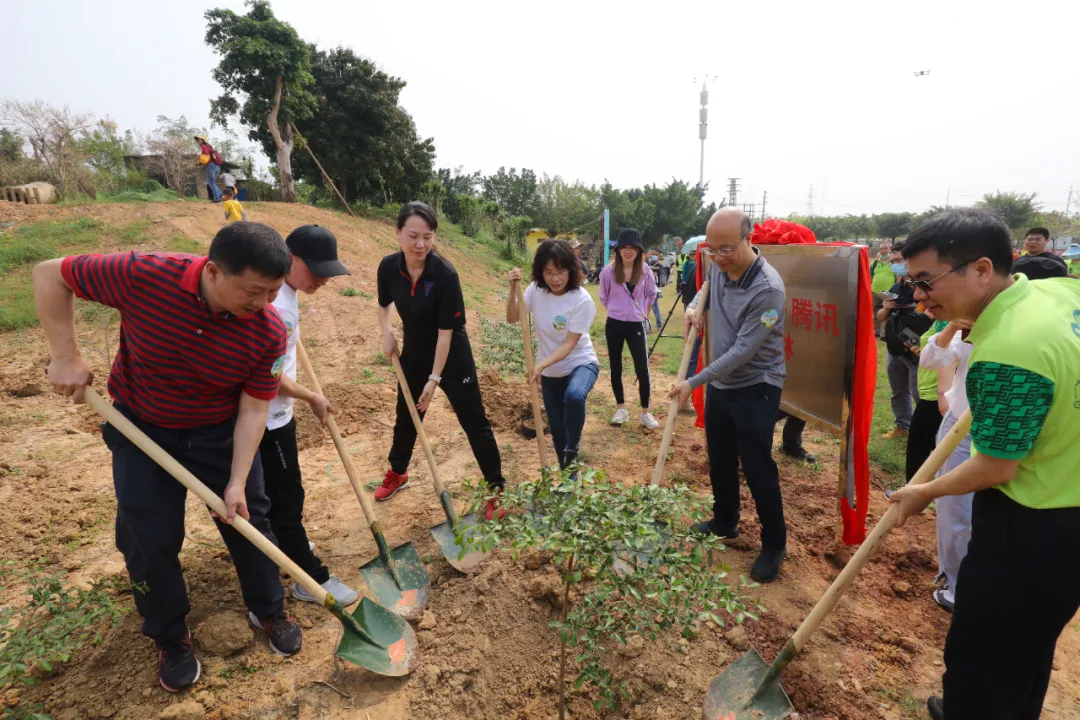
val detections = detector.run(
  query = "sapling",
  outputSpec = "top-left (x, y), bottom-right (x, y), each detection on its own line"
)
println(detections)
top-left (460, 467), bottom-right (760, 718)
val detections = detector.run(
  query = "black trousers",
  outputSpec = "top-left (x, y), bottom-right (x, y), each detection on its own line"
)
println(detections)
top-left (389, 343), bottom-right (505, 488)
top-left (605, 318), bottom-right (650, 408)
top-left (705, 383), bottom-right (787, 551)
top-left (906, 398), bottom-right (943, 482)
top-left (104, 406), bottom-right (284, 646)
top-left (943, 489), bottom-right (1080, 719)
top-left (775, 411), bottom-right (806, 450)
top-left (259, 419), bottom-right (329, 584)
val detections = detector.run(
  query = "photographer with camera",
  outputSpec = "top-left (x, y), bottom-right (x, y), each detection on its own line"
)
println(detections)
top-left (876, 242), bottom-right (932, 440)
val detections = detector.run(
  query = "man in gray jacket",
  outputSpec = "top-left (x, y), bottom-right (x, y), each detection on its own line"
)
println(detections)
top-left (669, 207), bottom-right (788, 582)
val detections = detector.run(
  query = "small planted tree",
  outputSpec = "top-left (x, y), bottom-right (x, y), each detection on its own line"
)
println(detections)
top-left (460, 467), bottom-right (758, 718)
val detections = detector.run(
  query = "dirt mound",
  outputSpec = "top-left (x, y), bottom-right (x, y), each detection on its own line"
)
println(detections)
top-left (477, 368), bottom-right (532, 432)
top-left (293, 379), bottom-right (396, 451)
top-left (196, 611), bottom-right (252, 657)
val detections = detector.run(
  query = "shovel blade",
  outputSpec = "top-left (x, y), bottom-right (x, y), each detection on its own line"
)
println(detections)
top-left (702, 648), bottom-right (793, 720)
top-left (360, 541), bottom-right (431, 621)
top-left (333, 597), bottom-right (420, 677)
top-left (431, 514), bottom-right (490, 574)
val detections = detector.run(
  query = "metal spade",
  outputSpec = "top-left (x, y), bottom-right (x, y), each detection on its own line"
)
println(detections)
top-left (85, 389), bottom-right (420, 677)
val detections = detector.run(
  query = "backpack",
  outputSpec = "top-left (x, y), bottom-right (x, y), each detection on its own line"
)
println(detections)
top-left (210, 150), bottom-right (223, 166)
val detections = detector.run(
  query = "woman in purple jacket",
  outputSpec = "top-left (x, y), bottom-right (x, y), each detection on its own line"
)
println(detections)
top-left (598, 228), bottom-right (659, 429)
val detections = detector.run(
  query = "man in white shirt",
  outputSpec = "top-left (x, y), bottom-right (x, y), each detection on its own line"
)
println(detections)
top-left (258, 225), bottom-right (359, 605)
top-left (220, 170), bottom-right (237, 193)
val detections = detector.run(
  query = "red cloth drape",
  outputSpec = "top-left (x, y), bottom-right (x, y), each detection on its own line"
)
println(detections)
top-left (690, 227), bottom-right (875, 546)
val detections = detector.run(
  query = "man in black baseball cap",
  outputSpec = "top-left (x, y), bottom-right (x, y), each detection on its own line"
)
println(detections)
top-left (257, 224), bottom-right (360, 607)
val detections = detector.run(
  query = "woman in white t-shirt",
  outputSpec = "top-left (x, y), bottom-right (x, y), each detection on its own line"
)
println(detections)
top-left (507, 240), bottom-right (600, 470)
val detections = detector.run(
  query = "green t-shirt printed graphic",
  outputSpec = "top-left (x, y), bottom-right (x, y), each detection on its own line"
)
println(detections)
top-left (967, 362), bottom-right (1055, 460)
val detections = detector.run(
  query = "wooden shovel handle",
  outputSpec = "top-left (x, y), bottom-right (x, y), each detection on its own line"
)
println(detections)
top-left (295, 341), bottom-right (378, 528)
top-left (389, 354), bottom-right (447, 496)
top-left (789, 408), bottom-right (972, 654)
top-left (513, 279), bottom-right (551, 470)
top-left (84, 388), bottom-right (332, 606)
top-left (651, 279), bottom-right (710, 487)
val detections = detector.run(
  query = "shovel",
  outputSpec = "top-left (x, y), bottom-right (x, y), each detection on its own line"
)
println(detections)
top-left (295, 341), bottom-right (430, 621)
top-left (702, 408), bottom-right (972, 719)
top-left (389, 354), bottom-right (490, 573)
top-left (84, 388), bottom-right (419, 677)
top-left (512, 278), bottom-right (552, 473)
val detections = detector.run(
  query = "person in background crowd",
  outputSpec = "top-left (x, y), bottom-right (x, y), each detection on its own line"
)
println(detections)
top-left (506, 240), bottom-right (600, 470)
top-left (889, 208), bottom-right (1080, 720)
top-left (870, 241), bottom-right (896, 338)
top-left (651, 274), bottom-right (664, 331)
top-left (34, 223), bottom-right (305, 691)
top-left (876, 242), bottom-right (931, 439)
top-left (903, 310), bottom-right (948, 481)
top-left (662, 250), bottom-right (675, 286)
top-left (220, 169), bottom-right (237, 194)
top-left (919, 317), bottom-right (973, 613)
top-left (1063, 245), bottom-right (1080, 277)
top-left (598, 229), bottom-right (660, 429)
top-left (375, 202), bottom-right (508, 520)
top-left (775, 413), bottom-right (815, 463)
top-left (568, 239), bottom-right (589, 282)
top-left (1012, 253), bottom-right (1068, 281)
top-left (221, 188), bottom-right (246, 223)
top-left (1018, 227), bottom-right (1067, 273)
top-left (671, 208), bottom-right (788, 582)
top-left (195, 135), bottom-right (223, 203)
top-left (259, 225), bottom-right (359, 607)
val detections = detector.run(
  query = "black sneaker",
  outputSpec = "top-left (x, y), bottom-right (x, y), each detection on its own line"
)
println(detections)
top-left (692, 520), bottom-right (739, 540)
top-left (781, 445), bottom-right (817, 463)
top-left (927, 696), bottom-right (944, 720)
top-left (750, 547), bottom-right (787, 583)
top-left (248, 611), bottom-right (303, 657)
top-left (157, 630), bottom-right (201, 692)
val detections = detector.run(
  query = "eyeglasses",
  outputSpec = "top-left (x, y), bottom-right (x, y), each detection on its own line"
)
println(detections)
top-left (902, 260), bottom-right (972, 292)
top-left (700, 237), bottom-right (744, 258)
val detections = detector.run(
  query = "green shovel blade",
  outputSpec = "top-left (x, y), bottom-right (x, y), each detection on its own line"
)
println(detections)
top-left (702, 649), bottom-right (793, 720)
top-left (360, 540), bottom-right (431, 621)
top-left (330, 597), bottom-right (420, 677)
top-left (432, 514), bottom-right (489, 574)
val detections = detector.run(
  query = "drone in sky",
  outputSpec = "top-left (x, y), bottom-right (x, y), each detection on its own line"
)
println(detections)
top-left (914, 70), bottom-right (931, 77)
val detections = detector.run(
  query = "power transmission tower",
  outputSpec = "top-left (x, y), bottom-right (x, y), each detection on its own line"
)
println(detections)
top-left (727, 178), bottom-right (740, 207)
top-left (806, 185), bottom-right (815, 216)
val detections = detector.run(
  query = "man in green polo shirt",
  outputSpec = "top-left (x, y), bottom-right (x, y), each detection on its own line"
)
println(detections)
top-left (870, 241), bottom-right (896, 338)
top-left (888, 207), bottom-right (1080, 720)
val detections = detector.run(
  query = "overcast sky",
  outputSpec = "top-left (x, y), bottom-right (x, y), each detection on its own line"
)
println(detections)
top-left (5, 0), bottom-right (1079, 216)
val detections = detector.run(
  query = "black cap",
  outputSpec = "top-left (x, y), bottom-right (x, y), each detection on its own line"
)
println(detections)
top-left (615, 228), bottom-right (643, 250)
top-left (285, 225), bottom-right (350, 278)
top-left (1012, 254), bottom-right (1066, 281)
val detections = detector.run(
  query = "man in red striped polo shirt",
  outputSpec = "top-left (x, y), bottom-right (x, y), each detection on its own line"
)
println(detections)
top-left (33, 222), bottom-right (304, 692)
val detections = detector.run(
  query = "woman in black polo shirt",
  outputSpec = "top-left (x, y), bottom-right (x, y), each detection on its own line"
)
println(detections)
top-left (374, 202), bottom-right (506, 520)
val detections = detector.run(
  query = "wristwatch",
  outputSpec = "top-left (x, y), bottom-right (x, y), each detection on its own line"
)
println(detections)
top-left (428, 374), bottom-right (441, 386)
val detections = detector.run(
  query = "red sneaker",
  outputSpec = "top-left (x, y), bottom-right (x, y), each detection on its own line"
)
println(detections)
top-left (374, 469), bottom-right (409, 501)
top-left (484, 487), bottom-right (505, 521)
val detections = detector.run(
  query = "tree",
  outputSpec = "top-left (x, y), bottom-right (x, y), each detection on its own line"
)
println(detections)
top-left (282, 45), bottom-right (435, 206)
top-left (438, 166), bottom-right (481, 223)
top-left (534, 174), bottom-right (601, 237)
top-left (0, 99), bottom-right (94, 195)
top-left (205, 0), bottom-right (317, 202)
top-left (873, 212), bottom-right (916, 241)
top-left (74, 119), bottom-right (137, 191)
top-left (601, 182), bottom-right (655, 240)
top-left (0, 128), bottom-right (22, 162)
top-left (144, 116), bottom-right (205, 199)
top-left (418, 176), bottom-right (445, 216)
top-left (641, 180), bottom-right (704, 245)
top-left (977, 191), bottom-right (1041, 234)
top-left (482, 167), bottom-right (539, 218)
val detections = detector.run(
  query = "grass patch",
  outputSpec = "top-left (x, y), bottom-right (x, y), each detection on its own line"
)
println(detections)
top-left (167, 233), bottom-right (203, 253)
top-left (869, 348), bottom-right (907, 489)
top-left (478, 315), bottom-right (533, 374)
top-left (340, 287), bottom-right (358, 297)
top-left (117, 220), bottom-right (150, 243)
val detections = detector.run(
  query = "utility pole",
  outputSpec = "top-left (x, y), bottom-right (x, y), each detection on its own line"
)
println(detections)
top-left (727, 177), bottom-right (740, 207)
top-left (1066, 186), bottom-right (1073, 217)
top-left (946, 186), bottom-right (950, 208)
top-left (761, 191), bottom-right (767, 221)
top-left (602, 208), bottom-right (610, 266)
top-left (694, 75), bottom-right (717, 193)
top-left (806, 185), bottom-right (815, 216)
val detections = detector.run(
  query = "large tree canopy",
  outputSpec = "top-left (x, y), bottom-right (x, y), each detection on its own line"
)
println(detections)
top-left (205, 0), bottom-right (316, 201)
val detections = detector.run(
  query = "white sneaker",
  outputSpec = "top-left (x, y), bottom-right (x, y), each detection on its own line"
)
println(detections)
top-left (610, 408), bottom-right (630, 426)
top-left (641, 412), bottom-right (660, 430)
top-left (291, 574), bottom-right (359, 606)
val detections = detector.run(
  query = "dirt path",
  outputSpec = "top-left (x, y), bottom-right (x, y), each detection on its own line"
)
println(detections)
top-left (1, 200), bottom-right (1076, 720)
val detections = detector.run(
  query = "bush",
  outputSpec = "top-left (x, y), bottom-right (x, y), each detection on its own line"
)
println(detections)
top-left (457, 194), bottom-right (484, 236)
top-left (460, 467), bottom-right (757, 717)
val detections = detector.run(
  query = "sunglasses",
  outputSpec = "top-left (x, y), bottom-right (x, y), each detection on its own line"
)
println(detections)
top-left (902, 260), bottom-right (972, 293)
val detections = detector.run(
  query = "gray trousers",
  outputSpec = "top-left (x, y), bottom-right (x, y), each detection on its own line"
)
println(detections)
top-left (935, 410), bottom-right (973, 592)
top-left (886, 352), bottom-right (919, 431)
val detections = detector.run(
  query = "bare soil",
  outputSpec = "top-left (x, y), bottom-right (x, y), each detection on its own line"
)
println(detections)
top-left (1, 200), bottom-right (1076, 720)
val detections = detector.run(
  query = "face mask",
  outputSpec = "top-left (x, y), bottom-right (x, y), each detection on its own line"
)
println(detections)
top-left (890, 263), bottom-right (907, 275)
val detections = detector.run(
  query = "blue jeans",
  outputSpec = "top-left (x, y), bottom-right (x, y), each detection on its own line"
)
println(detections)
top-left (206, 163), bottom-right (222, 201)
top-left (540, 363), bottom-right (599, 467)
top-left (686, 333), bottom-right (703, 377)
top-left (652, 298), bottom-right (662, 329)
